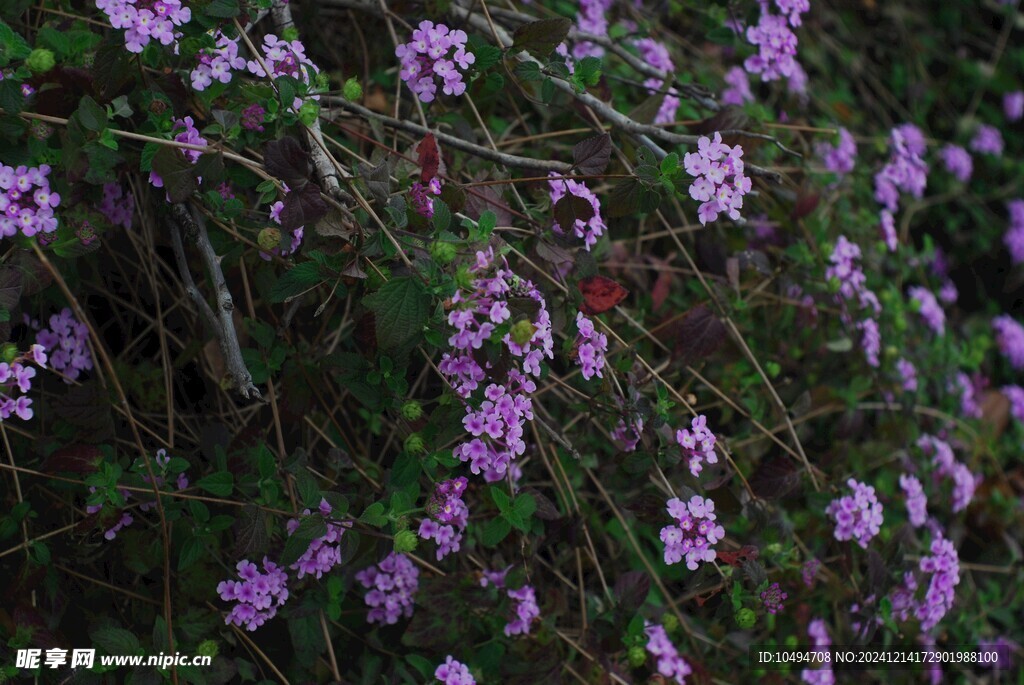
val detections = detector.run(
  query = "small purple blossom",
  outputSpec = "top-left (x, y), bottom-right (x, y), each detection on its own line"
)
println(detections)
top-left (94, 0), bottom-right (191, 53)
top-left (660, 495), bottom-right (725, 570)
top-left (1005, 91), bottom-right (1024, 121)
top-left (286, 499), bottom-right (349, 579)
top-left (0, 163), bottom-right (60, 238)
top-left (817, 128), bottom-right (857, 177)
top-left (573, 312), bottom-right (608, 380)
top-left (874, 126), bottom-right (928, 213)
top-left (217, 558), bottom-right (290, 631)
top-left (548, 174), bottom-right (606, 250)
top-left (396, 21), bottom-right (474, 102)
top-left (801, 619), bottom-right (835, 685)
top-left (939, 144), bottom-right (972, 183)
top-left (419, 478), bottom-right (469, 560)
top-left (721, 66), bottom-right (754, 106)
top-left (644, 623), bottom-right (692, 684)
top-left (683, 133), bottom-right (752, 225)
top-left (760, 582), bottom-right (788, 614)
top-left (970, 124), bottom-right (1004, 157)
top-left (825, 478), bottom-right (883, 548)
top-left (899, 474), bottom-right (927, 527)
top-left (355, 552), bottom-right (419, 625)
top-left (744, 10), bottom-right (800, 82)
top-left (675, 414), bottom-right (718, 477)
top-left (992, 315), bottom-right (1024, 370)
top-left (190, 31), bottom-right (246, 91)
top-left (241, 103), bottom-right (266, 132)
top-left (504, 584), bottom-right (540, 636)
top-left (435, 656), bottom-right (475, 685)
top-left (248, 34), bottom-right (321, 110)
top-left (908, 286), bottom-right (945, 336)
top-left (1005, 200), bottom-right (1024, 264)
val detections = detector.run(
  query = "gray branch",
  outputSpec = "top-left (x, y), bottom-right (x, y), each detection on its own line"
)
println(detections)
top-left (169, 204), bottom-right (261, 400)
top-left (323, 98), bottom-right (572, 173)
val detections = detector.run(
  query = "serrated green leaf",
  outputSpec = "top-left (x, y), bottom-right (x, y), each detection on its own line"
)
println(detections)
top-left (270, 262), bottom-right (322, 303)
top-left (196, 471), bottom-right (233, 497)
top-left (480, 516), bottom-right (511, 546)
top-left (77, 95), bottom-right (108, 132)
top-left (363, 277), bottom-right (431, 351)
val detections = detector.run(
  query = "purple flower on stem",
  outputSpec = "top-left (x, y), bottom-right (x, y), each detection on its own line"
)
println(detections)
top-left (825, 478), bottom-right (883, 548)
top-left (660, 495), bottom-right (725, 570)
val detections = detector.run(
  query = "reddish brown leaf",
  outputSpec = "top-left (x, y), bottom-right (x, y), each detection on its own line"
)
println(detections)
top-left (578, 275), bottom-right (628, 315)
top-left (717, 545), bottom-right (760, 567)
top-left (417, 133), bottom-right (441, 183)
top-left (672, 304), bottom-right (726, 366)
top-left (651, 269), bottom-right (672, 312)
top-left (791, 191), bottom-right (820, 220)
top-left (749, 455), bottom-right (802, 499)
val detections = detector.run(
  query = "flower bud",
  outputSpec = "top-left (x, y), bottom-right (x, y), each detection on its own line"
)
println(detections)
top-left (660, 613), bottom-right (679, 634)
top-left (404, 434), bottom-right (426, 454)
top-left (400, 400), bottom-right (423, 421)
top-left (26, 48), bottom-right (55, 73)
top-left (627, 645), bottom-right (646, 668)
top-left (343, 77), bottom-right (363, 101)
top-left (196, 640), bottom-right (219, 658)
top-left (393, 529), bottom-right (418, 553)
top-left (298, 101), bottom-right (319, 127)
top-left (430, 241), bottom-right (457, 265)
top-left (735, 608), bottom-right (756, 629)
top-left (510, 319), bottom-right (536, 346)
top-left (258, 227), bottom-right (281, 252)
top-left (0, 343), bottom-right (19, 364)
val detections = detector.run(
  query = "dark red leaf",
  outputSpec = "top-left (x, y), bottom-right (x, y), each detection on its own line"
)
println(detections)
top-left (791, 191), bottom-right (820, 220)
top-left (672, 304), bottom-right (726, 366)
top-left (613, 571), bottom-right (650, 616)
top-left (717, 545), bottom-right (760, 567)
top-left (417, 133), bottom-right (441, 183)
top-left (748, 456), bottom-right (801, 499)
top-left (577, 275), bottom-right (628, 315)
top-left (263, 136), bottom-right (311, 186)
top-left (553, 193), bottom-right (595, 233)
top-left (572, 133), bottom-right (612, 176)
top-left (512, 17), bottom-right (572, 57)
top-left (279, 184), bottom-right (329, 231)
top-left (151, 147), bottom-right (197, 203)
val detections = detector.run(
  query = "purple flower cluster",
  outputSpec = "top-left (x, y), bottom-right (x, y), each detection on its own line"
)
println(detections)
top-left (241, 103), bottom-right (266, 132)
top-left (150, 117), bottom-right (206, 191)
top-left (439, 249), bottom-right (553, 481)
top-left (890, 533), bottom-right (960, 631)
top-left (217, 558), bottom-right (290, 632)
top-left (94, 0), bottom-right (190, 53)
top-left (1005, 91), bottom-right (1024, 121)
top-left (908, 286), bottom-right (945, 336)
top-left (548, 175), bottom-right (606, 250)
top-left (825, 478), bottom-right (883, 548)
top-left (435, 656), bottom-right (475, 685)
top-left (992, 315), bottom-right (1024, 370)
top-left (899, 474), bottom-right (928, 527)
top-left (190, 31), bottom-right (246, 91)
top-left (264, 195), bottom-right (304, 259)
top-left (286, 499), bottom-right (348, 579)
top-left (410, 178), bottom-right (442, 219)
top-left (825, 236), bottom-right (882, 366)
top-left (874, 126), bottom-right (928, 214)
top-left (684, 133), bottom-right (752, 225)
top-left (0, 163), bottom-right (60, 238)
top-left (918, 434), bottom-right (977, 512)
top-left (35, 308), bottom-right (93, 382)
top-left (99, 182), bottom-right (134, 230)
top-left (952, 372), bottom-right (983, 420)
top-left (970, 124), bottom-right (1004, 157)
top-left (248, 35), bottom-right (320, 110)
top-left (800, 619), bottom-right (835, 685)
top-left (572, 0), bottom-right (613, 59)
top-left (573, 313), bottom-right (608, 380)
top-left (644, 623), bottom-right (692, 685)
top-left (396, 21), bottom-right (475, 103)
top-left (0, 346), bottom-right (44, 422)
top-left (721, 67), bottom-right (754, 106)
top-left (939, 144), bottom-right (972, 183)
top-left (635, 38), bottom-right (680, 124)
top-left (801, 559), bottom-right (820, 587)
top-left (1005, 200), bottom-right (1024, 264)
top-left (744, 7), bottom-right (801, 82)
top-left (675, 414), bottom-right (718, 477)
top-left (760, 582), bottom-right (788, 614)
top-left (103, 512), bottom-right (134, 540)
top-left (1005, 384), bottom-right (1024, 424)
top-left (355, 552), bottom-right (419, 625)
top-left (816, 128), bottom-right (857, 177)
top-left (660, 495), bottom-right (725, 570)
top-left (504, 584), bottom-right (540, 636)
top-left (419, 477), bottom-right (469, 560)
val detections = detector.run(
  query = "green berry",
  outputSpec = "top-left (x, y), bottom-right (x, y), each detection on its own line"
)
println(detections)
top-left (26, 48), bottom-right (55, 73)
top-left (343, 77), bottom-right (363, 101)
top-left (430, 241), bottom-right (457, 265)
top-left (281, 27), bottom-right (300, 42)
top-left (196, 640), bottom-right (218, 658)
top-left (0, 343), bottom-right (17, 364)
top-left (298, 101), bottom-right (319, 127)
top-left (393, 529), bottom-right (418, 553)
top-left (735, 608), bottom-right (756, 629)
top-left (510, 319), bottom-right (536, 346)
top-left (404, 434), bottom-right (426, 454)
top-left (661, 613), bottom-right (679, 634)
top-left (258, 227), bottom-right (281, 252)
top-left (627, 645), bottom-right (646, 668)
top-left (400, 400), bottom-right (423, 421)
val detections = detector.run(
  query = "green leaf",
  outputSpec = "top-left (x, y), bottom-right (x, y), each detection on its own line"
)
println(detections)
top-left (360, 501), bottom-right (388, 527)
top-left (178, 536), bottom-right (204, 571)
top-left (490, 486), bottom-right (511, 512)
top-left (362, 277), bottom-right (431, 351)
top-left (204, 0), bottom-right (240, 17)
top-left (706, 26), bottom-right (736, 45)
top-left (90, 626), bottom-right (140, 655)
top-left (480, 517), bottom-right (511, 546)
top-left (270, 262), bottom-right (322, 303)
top-left (512, 17), bottom-right (572, 57)
top-left (0, 20), bottom-right (32, 63)
top-left (473, 45), bottom-right (503, 71)
top-left (280, 516), bottom-right (327, 566)
top-left (514, 61), bottom-right (542, 82)
top-left (477, 210), bottom-right (497, 238)
top-left (432, 199), bottom-right (451, 232)
top-left (196, 471), bottom-right (233, 497)
top-left (77, 95), bottom-right (108, 132)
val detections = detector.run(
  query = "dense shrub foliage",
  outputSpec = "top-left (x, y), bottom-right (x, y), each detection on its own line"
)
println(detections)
top-left (0, 0), bottom-right (1022, 683)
